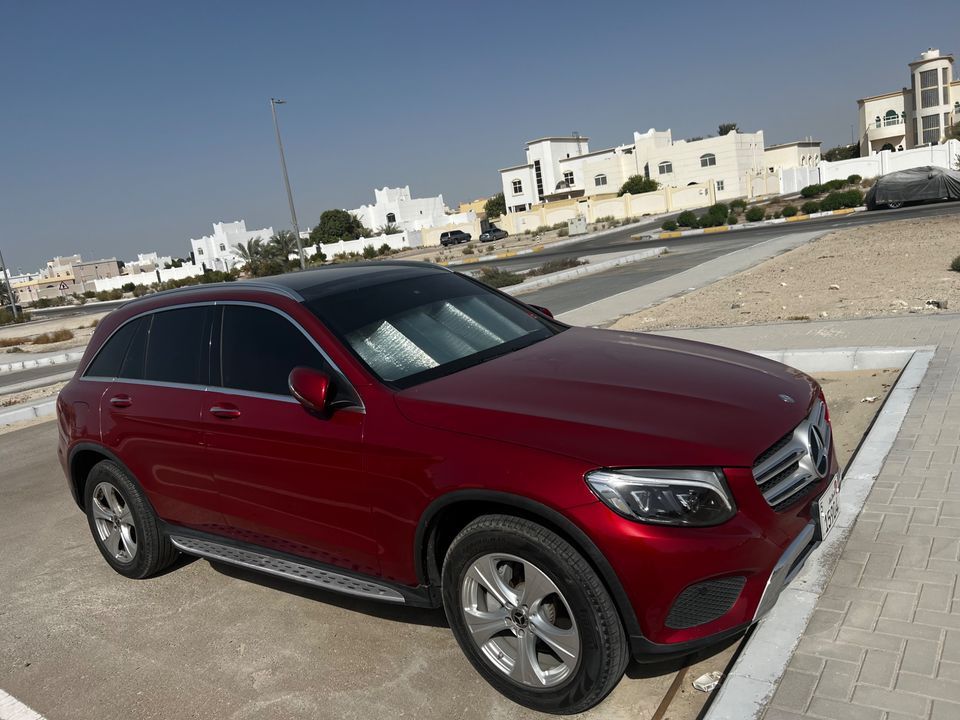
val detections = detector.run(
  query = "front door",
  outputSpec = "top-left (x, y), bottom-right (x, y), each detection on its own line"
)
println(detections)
top-left (201, 303), bottom-right (379, 576)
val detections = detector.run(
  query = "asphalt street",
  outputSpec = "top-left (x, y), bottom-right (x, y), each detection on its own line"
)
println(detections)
top-left (0, 360), bottom-right (78, 392)
top-left (512, 202), bottom-right (960, 314)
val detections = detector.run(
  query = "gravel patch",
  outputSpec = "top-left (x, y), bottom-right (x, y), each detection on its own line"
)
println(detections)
top-left (612, 215), bottom-right (960, 332)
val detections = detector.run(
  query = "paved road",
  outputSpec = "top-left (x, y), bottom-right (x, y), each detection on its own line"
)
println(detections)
top-left (0, 360), bottom-right (78, 392)
top-left (514, 202), bottom-right (960, 314)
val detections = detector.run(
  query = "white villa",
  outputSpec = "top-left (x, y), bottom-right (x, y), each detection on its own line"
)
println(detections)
top-left (857, 48), bottom-right (958, 156)
top-left (499, 128), bottom-right (819, 214)
top-left (349, 186), bottom-right (476, 233)
top-left (190, 220), bottom-right (274, 272)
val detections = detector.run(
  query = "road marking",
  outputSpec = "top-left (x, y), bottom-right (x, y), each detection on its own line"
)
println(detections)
top-left (0, 690), bottom-right (46, 720)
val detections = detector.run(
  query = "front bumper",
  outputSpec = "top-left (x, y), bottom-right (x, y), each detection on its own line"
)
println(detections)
top-left (567, 455), bottom-right (837, 655)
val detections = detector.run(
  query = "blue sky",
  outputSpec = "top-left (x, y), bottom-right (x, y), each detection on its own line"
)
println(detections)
top-left (2, 0), bottom-right (958, 270)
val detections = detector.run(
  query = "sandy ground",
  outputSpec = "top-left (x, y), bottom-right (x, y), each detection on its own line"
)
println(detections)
top-left (612, 215), bottom-right (960, 332)
top-left (0, 381), bottom-right (67, 409)
top-left (0, 317), bottom-right (100, 354)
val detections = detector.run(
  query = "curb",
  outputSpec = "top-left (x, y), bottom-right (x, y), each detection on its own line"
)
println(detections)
top-left (503, 247), bottom-right (667, 296)
top-left (644, 207), bottom-right (866, 241)
top-left (0, 397), bottom-right (57, 427)
top-left (440, 218), bottom-right (662, 268)
top-left (703, 345), bottom-right (936, 720)
top-left (0, 349), bottom-right (85, 374)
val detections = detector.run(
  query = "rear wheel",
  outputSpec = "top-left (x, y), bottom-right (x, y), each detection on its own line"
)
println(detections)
top-left (83, 460), bottom-right (178, 579)
top-left (442, 515), bottom-right (628, 714)
top-left (887, 201), bottom-right (903, 209)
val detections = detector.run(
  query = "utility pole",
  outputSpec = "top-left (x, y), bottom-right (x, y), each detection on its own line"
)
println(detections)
top-left (270, 98), bottom-right (305, 270)
top-left (0, 244), bottom-right (19, 320)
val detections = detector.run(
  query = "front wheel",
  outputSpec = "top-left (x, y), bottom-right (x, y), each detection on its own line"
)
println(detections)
top-left (442, 515), bottom-right (628, 714)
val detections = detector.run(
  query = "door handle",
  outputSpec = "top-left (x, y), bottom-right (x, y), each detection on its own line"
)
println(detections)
top-left (210, 405), bottom-right (241, 419)
top-left (109, 395), bottom-right (132, 408)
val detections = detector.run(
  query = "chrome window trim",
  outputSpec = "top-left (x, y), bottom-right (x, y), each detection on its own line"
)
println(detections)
top-left (80, 299), bottom-right (365, 412)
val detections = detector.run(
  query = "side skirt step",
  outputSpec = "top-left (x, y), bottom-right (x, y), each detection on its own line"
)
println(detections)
top-left (169, 535), bottom-right (405, 603)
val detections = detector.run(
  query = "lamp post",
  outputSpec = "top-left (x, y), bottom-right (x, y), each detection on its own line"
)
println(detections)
top-left (0, 244), bottom-right (19, 320)
top-left (269, 98), bottom-right (305, 270)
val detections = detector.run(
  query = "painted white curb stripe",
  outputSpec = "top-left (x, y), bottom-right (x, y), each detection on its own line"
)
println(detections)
top-left (704, 346), bottom-right (936, 720)
top-left (0, 350), bottom-right (84, 375)
top-left (0, 399), bottom-right (57, 427)
top-left (503, 247), bottom-right (667, 296)
top-left (0, 690), bottom-right (46, 720)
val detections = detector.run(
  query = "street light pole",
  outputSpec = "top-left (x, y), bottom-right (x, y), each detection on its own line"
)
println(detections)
top-left (270, 98), bottom-right (305, 270)
top-left (0, 244), bottom-right (19, 321)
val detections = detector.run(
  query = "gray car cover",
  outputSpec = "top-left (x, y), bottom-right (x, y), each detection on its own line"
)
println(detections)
top-left (866, 165), bottom-right (960, 208)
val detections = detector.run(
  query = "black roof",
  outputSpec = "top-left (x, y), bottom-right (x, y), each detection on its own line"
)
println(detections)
top-left (119, 261), bottom-right (450, 309)
top-left (262, 261), bottom-right (450, 301)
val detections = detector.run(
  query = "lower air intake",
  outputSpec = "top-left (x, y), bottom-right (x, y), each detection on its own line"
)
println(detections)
top-left (665, 576), bottom-right (746, 629)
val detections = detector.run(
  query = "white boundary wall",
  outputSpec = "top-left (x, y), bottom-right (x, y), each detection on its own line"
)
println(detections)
top-left (92, 263), bottom-right (204, 292)
top-left (300, 230), bottom-right (421, 260)
top-left (819, 139), bottom-right (960, 182)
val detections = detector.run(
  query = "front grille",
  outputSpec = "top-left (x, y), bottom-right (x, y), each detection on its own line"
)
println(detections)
top-left (752, 400), bottom-right (831, 510)
top-left (665, 576), bottom-right (747, 629)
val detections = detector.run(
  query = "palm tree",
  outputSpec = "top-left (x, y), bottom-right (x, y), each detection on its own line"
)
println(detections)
top-left (234, 237), bottom-right (264, 264)
top-left (267, 230), bottom-right (297, 260)
top-left (377, 223), bottom-right (402, 236)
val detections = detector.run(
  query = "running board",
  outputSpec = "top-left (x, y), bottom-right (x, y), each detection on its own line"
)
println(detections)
top-left (169, 535), bottom-right (405, 603)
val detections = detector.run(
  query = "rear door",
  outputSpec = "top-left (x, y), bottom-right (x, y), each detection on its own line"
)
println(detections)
top-left (201, 303), bottom-right (378, 575)
top-left (100, 306), bottom-right (226, 531)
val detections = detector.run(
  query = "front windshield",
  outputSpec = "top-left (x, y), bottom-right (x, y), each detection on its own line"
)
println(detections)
top-left (307, 272), bottom-right (561, 388)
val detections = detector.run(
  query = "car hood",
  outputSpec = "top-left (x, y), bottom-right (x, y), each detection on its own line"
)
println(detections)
top-left (395, 328), bottom-right (818, 468)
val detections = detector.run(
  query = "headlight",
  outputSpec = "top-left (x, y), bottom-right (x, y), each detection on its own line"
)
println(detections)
top-left (585, 468), bottom-right (735, 527)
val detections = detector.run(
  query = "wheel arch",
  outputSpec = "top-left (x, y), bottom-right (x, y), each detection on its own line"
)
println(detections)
top-left (68, 442), bottom-right (140, 511)
top-left (414, 490), bottom-right (643, 640)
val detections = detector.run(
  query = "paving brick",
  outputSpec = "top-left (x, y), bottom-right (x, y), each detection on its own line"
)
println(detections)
top-left (880, 593), bottom-right (917, 623)
top-left (762, 709), bottom-right (807, 720)
top-left (837, 627), bottom-right (904, 652)
top-left (806, 608), bottom-right (845, 639)
top-left (797, 636), bottom-right (865, 664)
top-left (788, 651), bottom-right (826, 675)
top-left (895, 568), bottom-right (957, 585)
top-left (851, 684), bottom-right (928, 716)
top-left (858, 649), bottom-right (899, 688)
top-left (831, 559), bottom-right (866, 587)
top-left (876, 618), bottom-right (943, 642)
top-left (807, 696), bottom-right (884, 720)
top-left (897, 671), bottom-right (960, 703)
top-left (932, 698), bottom-right (960, 720)
top-left (901, 637), bottom-right (941, 676)
top-left (770, 669), bottom-right (818, 712)
top-left (919, 583), bottom-right (954, 613)
top-left (863, 553), bottom-right (898, 578)
top-left (916, 609), bottom-right (960, 631)
top-left (939, 660), bottom-right (960, 682)
top-left (944, 631), bottom-right (960, 663)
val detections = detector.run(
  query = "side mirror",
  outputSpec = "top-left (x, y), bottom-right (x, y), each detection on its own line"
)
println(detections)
top-left (529, 304), bottom-right (554, 318)
top-left (288, 366), bottom-right (331, 414)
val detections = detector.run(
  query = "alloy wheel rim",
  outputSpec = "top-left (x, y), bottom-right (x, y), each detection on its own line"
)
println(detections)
top-left (91, 481), bottom-right (138, 563)
top-left (460, 553), bottom-right (580, 688)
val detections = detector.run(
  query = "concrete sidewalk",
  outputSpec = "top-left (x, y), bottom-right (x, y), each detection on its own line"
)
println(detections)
top-left (656, 314), bottom-right (960, 720)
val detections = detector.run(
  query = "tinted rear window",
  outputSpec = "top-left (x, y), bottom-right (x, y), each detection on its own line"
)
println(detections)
top-left (84, 319), bottom-right (141, 378)
top-left (142, 307), bottom-right (210, 385)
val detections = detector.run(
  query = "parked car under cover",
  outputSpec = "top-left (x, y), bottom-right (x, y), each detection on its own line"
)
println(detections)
top-left (865, 165), bottom-right (960, 210)
top-left (57, 262), bottom-right (839, 714)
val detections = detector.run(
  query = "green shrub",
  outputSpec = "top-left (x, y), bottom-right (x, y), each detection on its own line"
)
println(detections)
top-left (121, 282), bottom-right (136, 293)
top-left (698, 214), bottom-right (716, 228)
top-left (782, 205), bottom-right (798, 217)
top-left (477, 267), bottom-right (524, 288)
top-left (661, 220), bottom-right (679, 231)
top-left (361, 244), bottom-right (378, 259)
top-left (378, 243), bottom-right (392, 255)
top-left (533, 225), bottom-right (552, 235)
top-left (729, 198), bottom-right (747, 210)
top-left (823, 179), bottom-right (846, 191)
top-left (461, 246), bottom-right (474, 255)
top-left (847, 174), bottom-right (862, 185)
top-left (32, 329), bottom-right (74, 345)
top-left (82, 290), bottom-right (96, 298)
top-left (676, 210), bottom-right (699, 228)
top-left (528, 258), bottom-right (587, 276)
top-left (557, 227), bottom-right (569, 237)
top-left (708, 202), bottom-right (729, 220)
top-left (727, 213), bottom-right (739, 225)
top-left (819, 192), bottom-right (844, 211)
top-left (800, 184), bottom-right (823, 198)
top-left (840, 189), bottom-right (864, 208)
top-left (951, 255), bottom-right (960, 273)
top-left (801, 200), bottom-right (820, 215)
top-left (745, 206), bottom-right (766, 222)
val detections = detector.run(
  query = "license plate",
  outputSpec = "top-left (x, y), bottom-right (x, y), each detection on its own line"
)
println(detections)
top-left (815, 474), bottom-right (841, 541)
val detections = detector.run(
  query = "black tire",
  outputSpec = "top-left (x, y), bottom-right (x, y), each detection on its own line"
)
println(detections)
top-left (442, 515), bottom-right (628, 714)
top-left (83, 460), bottom-right (178, 579)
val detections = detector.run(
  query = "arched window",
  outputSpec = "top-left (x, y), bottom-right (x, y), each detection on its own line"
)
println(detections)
top-left (699, 153), bottom-right (716, 168)
top-left (594, 173), bottom-right (607, 187)
top-left (884, 110), bottom-right (899, 127)
top-left (658, 161), bottom-right (673, 175)
top-left (881, 143), bottom-right (895, 152)
top-left (385, 212), bottom-right (396, 223)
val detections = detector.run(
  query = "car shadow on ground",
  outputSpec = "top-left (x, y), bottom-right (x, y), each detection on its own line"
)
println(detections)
top-left (207, 560), bottom-right (450, 628)
top-left (624, 630), bottom-right (745, 679)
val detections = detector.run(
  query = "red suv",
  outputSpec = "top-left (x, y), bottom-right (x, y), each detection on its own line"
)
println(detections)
top-left (57, 262), bottom-right (838, 714)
